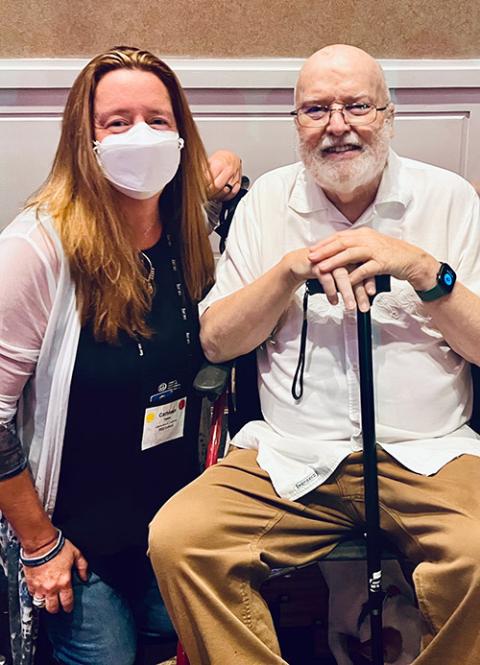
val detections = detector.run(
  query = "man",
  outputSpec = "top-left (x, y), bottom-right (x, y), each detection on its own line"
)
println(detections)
top-left (149, 45), bottom-right (480, 665)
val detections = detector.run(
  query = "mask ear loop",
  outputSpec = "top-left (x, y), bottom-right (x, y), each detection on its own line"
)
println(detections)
top-left (291, 285), bottom-right (309, 400)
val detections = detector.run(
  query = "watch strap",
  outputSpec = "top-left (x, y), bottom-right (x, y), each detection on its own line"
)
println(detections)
top-left (415, 284), bottom-right (446, 302)
top-left (415, 262), bottom-right (456, 302)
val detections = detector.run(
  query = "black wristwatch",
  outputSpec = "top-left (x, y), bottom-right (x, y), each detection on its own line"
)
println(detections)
top-left (415, 263), bottom-right (456, 302)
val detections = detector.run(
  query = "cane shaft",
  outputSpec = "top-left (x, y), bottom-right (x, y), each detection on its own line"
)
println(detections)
top-left (357, 309), bottom-right (384, 665)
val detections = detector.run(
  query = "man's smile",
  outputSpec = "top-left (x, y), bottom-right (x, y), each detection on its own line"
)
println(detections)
top-left (321, 143), bottom-right (363, 157)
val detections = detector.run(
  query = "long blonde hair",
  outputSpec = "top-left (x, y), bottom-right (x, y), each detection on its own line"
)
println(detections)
top-left (28, 45), bottom-right (214, 343)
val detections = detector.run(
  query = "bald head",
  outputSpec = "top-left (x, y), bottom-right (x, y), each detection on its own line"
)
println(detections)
top-left (296, 44), bottom-right (390, 108)
top-left (294, 45), bottom-right (394, 206)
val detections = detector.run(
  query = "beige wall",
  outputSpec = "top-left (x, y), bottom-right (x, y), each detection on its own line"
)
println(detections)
top-left (2, 0), bottom-right (480, 58)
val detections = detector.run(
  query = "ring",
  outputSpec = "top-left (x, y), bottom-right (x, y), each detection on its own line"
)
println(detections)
top-left (32, 595), bottom-right (46, 609)
top-left (224, 182), bottom-right (234, 192)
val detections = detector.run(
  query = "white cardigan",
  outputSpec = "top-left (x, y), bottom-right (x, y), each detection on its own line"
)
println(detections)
top-left (0, 208), bottom-right (80, 516)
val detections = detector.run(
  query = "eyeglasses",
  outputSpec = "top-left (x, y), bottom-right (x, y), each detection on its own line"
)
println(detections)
top-left (290, 102), bottom-right (389, 128)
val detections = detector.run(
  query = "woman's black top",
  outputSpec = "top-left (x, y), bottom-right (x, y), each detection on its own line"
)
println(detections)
top-left (53, 234), bottom-right (204, 564)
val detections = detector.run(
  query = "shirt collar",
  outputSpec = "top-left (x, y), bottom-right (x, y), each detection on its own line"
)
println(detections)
top-left (288, 164), bottom-right (330, 214)
top-left (288, 149), bottom-right (412, 219)
top-left (373, 149), bottom-right (412, 219)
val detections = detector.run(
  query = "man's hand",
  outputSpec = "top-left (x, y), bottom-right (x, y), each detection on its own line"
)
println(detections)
top-left (207, 150), bottom-right (242, 201)
top-left (282, 247), bottom-right (375, 313)
top-left (23, 538), bottom-right (88, 613)
top-left (308, 228), bottom-right (439, 310)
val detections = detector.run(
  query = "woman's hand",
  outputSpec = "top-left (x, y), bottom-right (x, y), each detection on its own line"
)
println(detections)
top-left (23, 538), bottom-right (88, 613)
top-left (206, 150), bottom-right (242, 201)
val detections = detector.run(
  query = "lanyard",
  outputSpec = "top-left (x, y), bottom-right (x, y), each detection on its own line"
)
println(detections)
top-left (165, 232), bottom-right (194, 360)
top-left (137, 233), bottom-right (195, 361)
top-left (291, 286), bottom-right (309, 400)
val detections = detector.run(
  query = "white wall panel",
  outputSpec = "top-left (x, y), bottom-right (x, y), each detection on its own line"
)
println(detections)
top-left (0, 116), bottom-right (61, 223)
top-left (392, 113), bottom-right (469, 175)
top-left (197, 117), bottom-right (298, 183)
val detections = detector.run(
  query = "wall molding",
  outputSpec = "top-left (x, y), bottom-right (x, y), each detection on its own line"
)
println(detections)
top-left (1, 58), bottom-right (480, 89)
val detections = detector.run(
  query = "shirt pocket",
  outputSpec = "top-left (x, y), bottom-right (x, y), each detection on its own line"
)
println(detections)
top-left (373, 281), bottom-right (441, 340)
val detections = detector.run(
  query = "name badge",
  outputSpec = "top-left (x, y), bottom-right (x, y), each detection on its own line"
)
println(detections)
top-left (141, 397), bottom-right (187, 451)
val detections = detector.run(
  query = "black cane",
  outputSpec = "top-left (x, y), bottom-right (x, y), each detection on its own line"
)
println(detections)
top-left (357, 274), bottom-right (390, 665)
top-left (306, 274), bottom-right (391, 665)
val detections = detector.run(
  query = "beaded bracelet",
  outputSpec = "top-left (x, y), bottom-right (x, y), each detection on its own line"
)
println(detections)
top-left (20, 529), bottom-right (66, 568)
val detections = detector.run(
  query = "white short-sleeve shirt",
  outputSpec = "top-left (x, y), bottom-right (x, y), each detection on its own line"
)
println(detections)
top-left (200, 151), bottom-right (480, 500)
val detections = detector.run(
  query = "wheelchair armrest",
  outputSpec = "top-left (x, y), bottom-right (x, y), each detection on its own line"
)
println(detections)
top-left (193, 362), bottom-right (232, 402)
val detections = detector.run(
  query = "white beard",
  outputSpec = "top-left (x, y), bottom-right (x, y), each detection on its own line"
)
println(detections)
top-left (298, 124), bottom-right (391, 194)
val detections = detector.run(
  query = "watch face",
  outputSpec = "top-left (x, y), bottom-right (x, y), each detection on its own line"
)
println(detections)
top-left (438, 263), bottom-right (456, 292)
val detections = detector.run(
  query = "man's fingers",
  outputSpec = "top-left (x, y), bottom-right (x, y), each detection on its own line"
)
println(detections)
top-left (317, 248), bottom-right (369, 273)
top-left (313, 264), bottom-right (379, 311)
top-left (309, 239), bottom-right (345, 262)
top-left (353, 282), bottom-right (371, 312)
top-left (310, 227), bottom-right (372, 252)
top-left (364, 276), bottom-right (376, 296)
top-left (309, 230), bottom-right (363, 256)
top-left (332, 268), bottom-right (356, 311)
top-left (314, 269), bottom-right (339, 305)
top-left (348, 260), bottom-right (380, 286)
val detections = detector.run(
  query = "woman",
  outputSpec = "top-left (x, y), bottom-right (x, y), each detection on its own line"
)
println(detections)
top-left (0, 45), bottom-right (241, 665)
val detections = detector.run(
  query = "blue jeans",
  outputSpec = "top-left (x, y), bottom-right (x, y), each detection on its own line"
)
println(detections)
top-left (44, 559), bottom-right (175, 665)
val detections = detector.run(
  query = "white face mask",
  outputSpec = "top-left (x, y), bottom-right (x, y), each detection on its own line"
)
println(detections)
top-left (94, 122), bottom-right (184, 200)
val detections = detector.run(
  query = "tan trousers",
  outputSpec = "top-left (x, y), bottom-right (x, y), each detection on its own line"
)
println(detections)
top-left (149, 449), bottom-right (480, 665)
